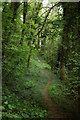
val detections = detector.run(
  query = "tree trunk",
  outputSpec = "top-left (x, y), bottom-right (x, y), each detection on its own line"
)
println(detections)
top-left (20, 2), bottom-right (28, 45)
top-left (27, 47), bottom-right (32, 68)
top-left (59, 3), bottom-right (71, 80)
top-left (60, 62), bottom-right (66, 81)
top-left (11, 2), bottom-right (20, 23)
top-left (59, 3), bottom-right (79, 81)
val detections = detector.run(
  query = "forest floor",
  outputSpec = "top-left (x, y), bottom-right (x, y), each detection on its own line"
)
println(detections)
top-left (2, 56), bottom-right (78, 119)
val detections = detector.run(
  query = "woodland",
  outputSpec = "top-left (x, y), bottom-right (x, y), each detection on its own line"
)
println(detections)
top-left (2, 1), bottom-right (80, 119)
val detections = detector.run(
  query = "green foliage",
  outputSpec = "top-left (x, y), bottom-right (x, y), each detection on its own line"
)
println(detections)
top-left (26, 81), bottom-right (35, 88)
top-left (2, 57), bottom-right (48, 118)
top-left (48, 72), bottom-right (79, 116)
top-left (2, 1), bottom-right (80, 119)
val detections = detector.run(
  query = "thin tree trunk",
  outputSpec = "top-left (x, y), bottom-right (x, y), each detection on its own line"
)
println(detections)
top-left (27, 47), bottom-right (32, 68)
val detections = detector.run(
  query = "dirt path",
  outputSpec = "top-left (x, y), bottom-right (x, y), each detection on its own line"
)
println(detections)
top-left (38, 59), bottom-right (66, 118)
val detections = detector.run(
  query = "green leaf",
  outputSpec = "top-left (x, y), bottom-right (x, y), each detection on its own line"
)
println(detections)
top-left (4, 101), bottom-right (8, 105)
top-left (8, 104), bottom-right (13, 110)
top-left (2, 106), bottom-right (5, 111)
top-left (35, 24), bottom-right (38, 28)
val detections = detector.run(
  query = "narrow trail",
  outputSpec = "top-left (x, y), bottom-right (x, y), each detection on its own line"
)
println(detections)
top-left (38, 58), bottom-right (66, 118)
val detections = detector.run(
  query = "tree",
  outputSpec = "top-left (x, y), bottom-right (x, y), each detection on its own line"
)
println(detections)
top-left (58, 3), bottom-right (80, 81)
top-left (20, 2), bottom-right (28, 45)
top-left (2, 2), bottom-right (27, 83)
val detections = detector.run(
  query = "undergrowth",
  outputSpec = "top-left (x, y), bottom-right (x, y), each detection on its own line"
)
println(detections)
top-left (2, 56), bottom-right (79, 119)
top-left (2, 56), bottom-right (48, 119)
top-left (47, 70), bottom-right (79, 118)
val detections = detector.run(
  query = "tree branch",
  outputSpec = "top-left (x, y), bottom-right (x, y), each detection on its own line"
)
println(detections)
top-left (37, 3), bottom-right (59, 36)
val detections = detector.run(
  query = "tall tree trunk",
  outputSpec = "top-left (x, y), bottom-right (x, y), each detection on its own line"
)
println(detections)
top-left (20, 2), bottom-right (28, 45)
top-left (60, 3), bottom-right (79, 81)
top-left (60, 3), bottom-right (70, 80)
